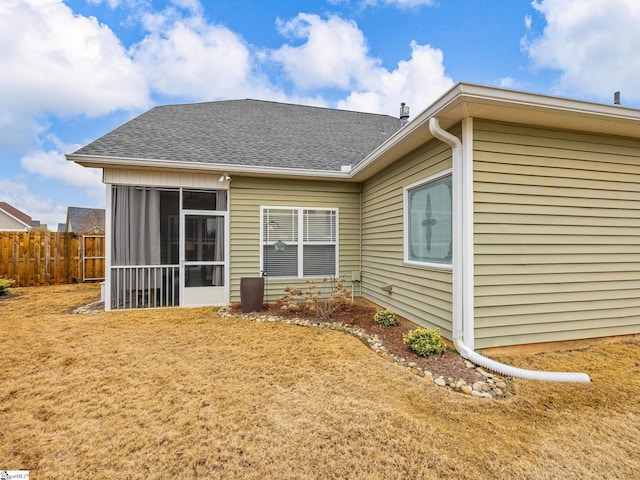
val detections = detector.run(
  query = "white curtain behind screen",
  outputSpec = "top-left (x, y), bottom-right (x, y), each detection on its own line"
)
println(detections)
top-left (112, 186), bottom-right (161, 266)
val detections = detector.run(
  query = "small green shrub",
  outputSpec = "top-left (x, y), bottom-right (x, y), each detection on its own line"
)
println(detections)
top-left (374, 309), bottom-right (397, 326)
top-left (403, 328), bottom-right (446, 357)
top-left (0, 278), bottom-right (14, 296)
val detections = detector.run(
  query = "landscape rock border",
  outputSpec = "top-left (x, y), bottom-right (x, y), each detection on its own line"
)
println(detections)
top-left (219, 307), bottom-right (513, 399)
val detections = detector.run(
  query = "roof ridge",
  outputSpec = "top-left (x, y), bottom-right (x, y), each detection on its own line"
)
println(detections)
top-left (153, 98), bottom-right (400, 120)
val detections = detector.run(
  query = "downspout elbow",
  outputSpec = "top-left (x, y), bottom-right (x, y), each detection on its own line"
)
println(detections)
top-left (454, 336), bottom-right (590, 383)
top-left (429, 117), bottom-right (462, 154)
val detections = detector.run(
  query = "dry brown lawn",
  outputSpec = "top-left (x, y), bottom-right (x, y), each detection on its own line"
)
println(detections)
top-left (1, 284), bottom-right (639, 479)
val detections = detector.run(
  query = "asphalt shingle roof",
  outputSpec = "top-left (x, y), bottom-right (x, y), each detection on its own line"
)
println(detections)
top-left (74, 99), bottom-right (402, 171)
top-left (65, 207), bottom-right (105, 233)
top-left (0, 202), bottom-right (31, 226)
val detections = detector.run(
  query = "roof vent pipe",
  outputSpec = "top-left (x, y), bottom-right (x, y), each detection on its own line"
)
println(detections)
top-left (400, 103), bottom-right (410, 126)
top-left (428, 116), bottom-right (590, 383)
top-left (614, 91), bottom-right (621, 105)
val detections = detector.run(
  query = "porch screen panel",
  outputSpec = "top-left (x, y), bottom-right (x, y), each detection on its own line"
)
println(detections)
top-left (184, 190), bottom-right (227, 287)
top-left (182, 190), bottom-right (227, 210)
top-left (213, 191), bottom-right (227, 285)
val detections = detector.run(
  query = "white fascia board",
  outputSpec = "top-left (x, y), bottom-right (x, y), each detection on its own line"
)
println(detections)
top-left (456, 82), bottom-right (640, 121)
top-left (66, 154), bottom-right (352, 180)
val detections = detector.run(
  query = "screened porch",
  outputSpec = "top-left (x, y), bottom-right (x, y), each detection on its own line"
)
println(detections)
top-left (107, 186), bottom-right (228, 310)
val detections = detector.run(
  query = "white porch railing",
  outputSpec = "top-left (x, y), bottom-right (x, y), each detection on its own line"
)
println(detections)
top-left (110, 265), bottom-right (179, 309)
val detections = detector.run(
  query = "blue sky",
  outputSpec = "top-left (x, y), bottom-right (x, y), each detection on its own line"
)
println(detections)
top-left (2, 0), bottom-right (639, 229)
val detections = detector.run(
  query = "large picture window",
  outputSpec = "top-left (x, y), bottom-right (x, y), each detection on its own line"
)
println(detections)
top-left (405, 172), bottom-right (452, 266)
top-left (262, 207), bottom-right (337, 277)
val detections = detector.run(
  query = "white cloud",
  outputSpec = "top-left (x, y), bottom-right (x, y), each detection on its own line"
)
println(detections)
top-left (170, 0), bottom-right (203, 16)
top-left (498, 77), bottom-right (516, 89)
top-left (86, 0), bottom-right (156, 9)
top-left (21, 146), bottom-right (103, 199)
top-left (271, 14), bottom-right (453, 116)
top-left (0, 0), bottom-right (150, 149)
top-left (0, 178), bottom-right (68, 229)
top-left (86, 0), bottom-right (122, 8)
top-left (0, 112), bottom-right (45, 151)
top-left (337, 41), bottom-right (453, 115)
top-left (524, 0), bottom-right (640, 102)
top-left (130, 8), bottom-right (261, 100)
top-left (273, 14), bottom-right (378, 91)
top-left (2, 134), bottom-right (104, 228)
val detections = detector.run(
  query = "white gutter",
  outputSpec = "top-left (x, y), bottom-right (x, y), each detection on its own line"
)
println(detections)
top-left (428, 117), bottom-right (591, 383)
top-left (67, 154), bottom-right (353, 180)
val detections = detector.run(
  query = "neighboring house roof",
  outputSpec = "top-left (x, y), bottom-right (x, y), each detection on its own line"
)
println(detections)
top-left (68, 83), bottom-right (640, 181)
top-left (0, 202), bottom-right (32, 231)
top-left (65, 207), bottom-right (105, 233)
top-left (71, 99), bottom-right (402, 173)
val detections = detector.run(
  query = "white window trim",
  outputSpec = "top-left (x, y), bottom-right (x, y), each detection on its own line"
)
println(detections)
top-left (260, 206), bottom-right (339, 278)
top-left (403, 168), bottom-right (453, 270)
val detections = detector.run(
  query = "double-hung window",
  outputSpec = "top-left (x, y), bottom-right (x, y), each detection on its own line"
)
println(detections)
top-left (262, 207), bottom-right (337, 277)
top-left (405, 171), bottom-right (453, 267)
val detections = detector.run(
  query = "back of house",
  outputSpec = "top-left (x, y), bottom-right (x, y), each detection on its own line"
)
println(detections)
top-left (68, 83), bottom-right (640, 355)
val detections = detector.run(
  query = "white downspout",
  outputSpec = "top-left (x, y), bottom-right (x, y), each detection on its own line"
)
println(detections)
top-left (428, 117), bottom-right (590, 383)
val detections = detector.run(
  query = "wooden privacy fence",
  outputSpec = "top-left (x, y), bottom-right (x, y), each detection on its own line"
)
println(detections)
top-left (0, 232), bottom-right (105, 287)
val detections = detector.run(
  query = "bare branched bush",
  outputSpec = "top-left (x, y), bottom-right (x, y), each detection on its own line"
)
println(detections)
top-left (275, 285), bottom-right (305, 314)
top-left (304, 276), bottom-right (349, 320)
top-left (274, 276), bottom-right (350, 320)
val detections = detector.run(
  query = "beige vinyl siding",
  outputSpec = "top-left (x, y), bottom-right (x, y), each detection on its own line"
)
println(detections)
top-left (361, 138), bottom-right (454, 338)
top-left (229, 177), bottom-right (361, 302)
top-left (474, 120), bottom-right (640, 349)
